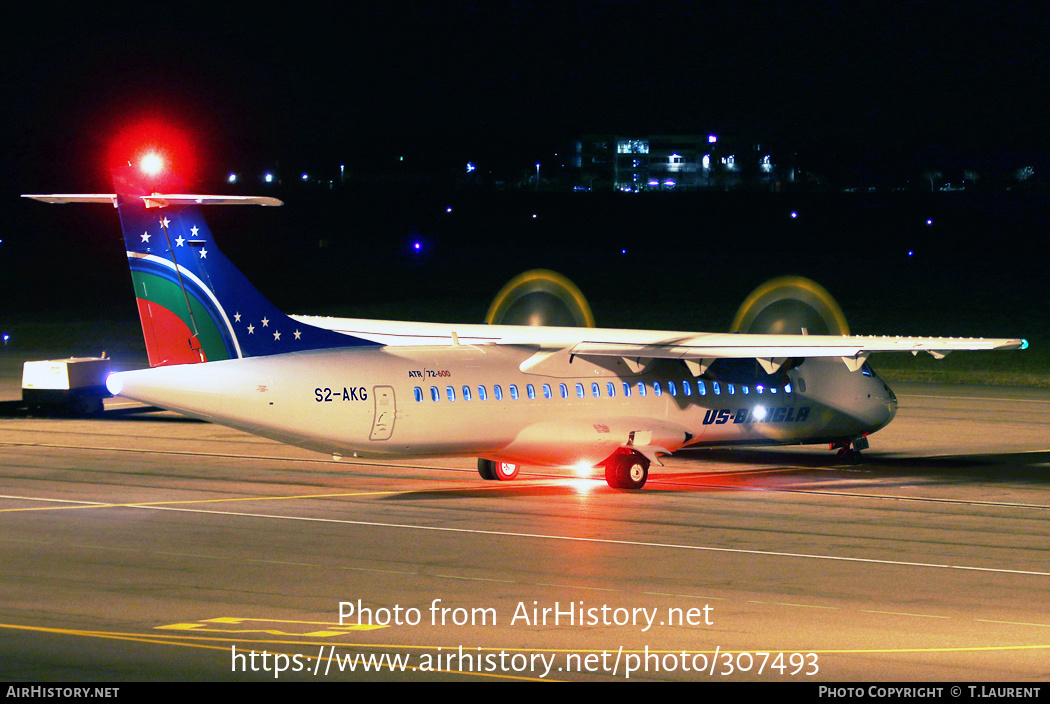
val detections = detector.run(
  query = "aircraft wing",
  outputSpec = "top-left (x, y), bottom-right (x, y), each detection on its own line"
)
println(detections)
top-left (292, 315), bottom-right (1024, 373)
top-left (570, 332), bottom-right (1026, 358)
top-left (569, 332), bottom-right (1027, 373)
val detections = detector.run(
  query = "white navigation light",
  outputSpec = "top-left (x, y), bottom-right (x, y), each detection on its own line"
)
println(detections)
top-left (105, 372), bottom-right (123, 396)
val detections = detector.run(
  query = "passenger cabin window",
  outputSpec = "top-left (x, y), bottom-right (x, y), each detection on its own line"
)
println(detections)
top-left (431, 386), bottom-right (440, 402)
top-left (727, 384), bottom-right (734, 395)
top-left (527, 384), bottom-right (536, 400)
top-left (607, 382), bottom-right (616, 397)
top-left (668, 381), bottom-right (677, 396)
top-left (682, 380), bottom-right (691, 396)
top-left (637, 382), bottom-right (647, 397)
top-left (576, 383), bottom-right (585, 399)
top-left (510, 384), bottom-right (519, 400)
top-left (446, 386), bottom-right (456, 401)
top-left (462, 385), bottom-right (472, 401)
top-left (592, 382), bottom-right (600, 398)
top-left (494, 385), bottom-right (503, 400)
top-left (478, 385), bottom-right (488, 401)
top-left (622, 382), bottom-right (631, 397)
top-left (653, 381), bottom-right (662, 396)
top-left (697, 380), bottom-right (706, 395)
top-left (560, 383), bottom-right (568, 399)
top-left (713, 381), bottom-right (720, 395)
top-left (414, 387), bottom-right (423, 402)
top-left (543, 384), bottom-right (552, 399)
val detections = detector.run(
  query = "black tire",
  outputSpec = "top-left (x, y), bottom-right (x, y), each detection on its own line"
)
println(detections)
top-left (604, 454), bottom-right (649, 490)
top-left (618, 458), bottom-right (649, 490)
top-left (477, 458), bottom-right (497, 480)
top-left (479, 459), bottom-right (519, 481)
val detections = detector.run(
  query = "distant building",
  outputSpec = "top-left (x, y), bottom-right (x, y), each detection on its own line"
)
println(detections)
top-left (572, 134), bottom-right (782, 191)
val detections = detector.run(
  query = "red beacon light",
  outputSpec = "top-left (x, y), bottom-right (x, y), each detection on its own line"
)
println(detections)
top-left (139, 152), bottom-right (165, 176)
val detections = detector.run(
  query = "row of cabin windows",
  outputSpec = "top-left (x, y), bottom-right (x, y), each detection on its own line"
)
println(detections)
top-left (412, 379), bottom-right (792, 403)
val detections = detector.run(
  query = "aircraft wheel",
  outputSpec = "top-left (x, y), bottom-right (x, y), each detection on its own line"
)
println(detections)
top-left (478, 459), bottom-right (519, 481)
top-left (477, 458), bottom-right (497, 480)
top-left (493, 461), bottom-right (519, 481)
top-left (605, 454), bottom-right (649, 490)
top-left (835, 446), bottom-right (860, 463)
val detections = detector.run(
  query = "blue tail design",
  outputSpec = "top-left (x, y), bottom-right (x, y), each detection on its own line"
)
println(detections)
top-left (111, 166), bottom-right (374, 365)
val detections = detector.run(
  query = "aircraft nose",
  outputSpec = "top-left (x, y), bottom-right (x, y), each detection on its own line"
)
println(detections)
top-left (875, 381), bottom-right (898, 428)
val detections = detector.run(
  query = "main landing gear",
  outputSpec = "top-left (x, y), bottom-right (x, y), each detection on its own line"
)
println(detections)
top-left (830, 435), bottom-right (869, 463)
top-left (604, 450), bottom-right (650, 490)
top-left (478, 458), bottom-right (520, 481)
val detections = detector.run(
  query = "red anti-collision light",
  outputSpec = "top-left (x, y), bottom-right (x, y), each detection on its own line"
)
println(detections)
top-left (139, 152), bottom-right (164, 176)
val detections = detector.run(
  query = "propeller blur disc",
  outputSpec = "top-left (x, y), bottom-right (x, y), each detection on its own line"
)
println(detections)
top-left (485, 270), bottom-right (595, 327)
top-left (730, 276), bottom-right (849, 335)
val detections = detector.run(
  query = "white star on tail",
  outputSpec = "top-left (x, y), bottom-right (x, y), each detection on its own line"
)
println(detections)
top-left (293, 330), bottom-right (302, 340)
top-left (141, 232), bottom-right (150, 243)
top-left (273, 331), bottom-right (281, 341)
top-left (199, 248), bottom-right (208, 259)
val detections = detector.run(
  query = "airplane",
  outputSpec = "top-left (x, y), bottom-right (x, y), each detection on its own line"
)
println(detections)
top-left (23, 161), bottom-right (1027, 490)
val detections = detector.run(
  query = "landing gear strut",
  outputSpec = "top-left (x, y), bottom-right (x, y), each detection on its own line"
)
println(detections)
top-left (478, 458), bottom-right (520, 481)
top-left (604, 451), bottom-right (650, 490)
top-left (830, 435), bottom-right (869, 463)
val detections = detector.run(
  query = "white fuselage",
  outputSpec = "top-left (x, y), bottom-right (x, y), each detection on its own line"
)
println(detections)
top-left (109, 343), bottom-right (898, 469)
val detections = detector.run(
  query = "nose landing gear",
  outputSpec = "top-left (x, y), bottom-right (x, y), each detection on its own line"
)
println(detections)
top-left (831, 435), bottom-right (869, 463)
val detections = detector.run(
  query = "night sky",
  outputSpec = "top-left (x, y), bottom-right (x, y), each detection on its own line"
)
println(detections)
top-left (4, 2), bottom-right (1050, 192)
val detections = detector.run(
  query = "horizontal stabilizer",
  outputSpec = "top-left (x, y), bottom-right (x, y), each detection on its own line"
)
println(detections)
top-left (22, 194), bottom-right (283, 207)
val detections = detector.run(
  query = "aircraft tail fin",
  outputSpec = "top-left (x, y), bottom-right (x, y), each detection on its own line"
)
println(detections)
top-left (25, 166), bottom-right (372, 366)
